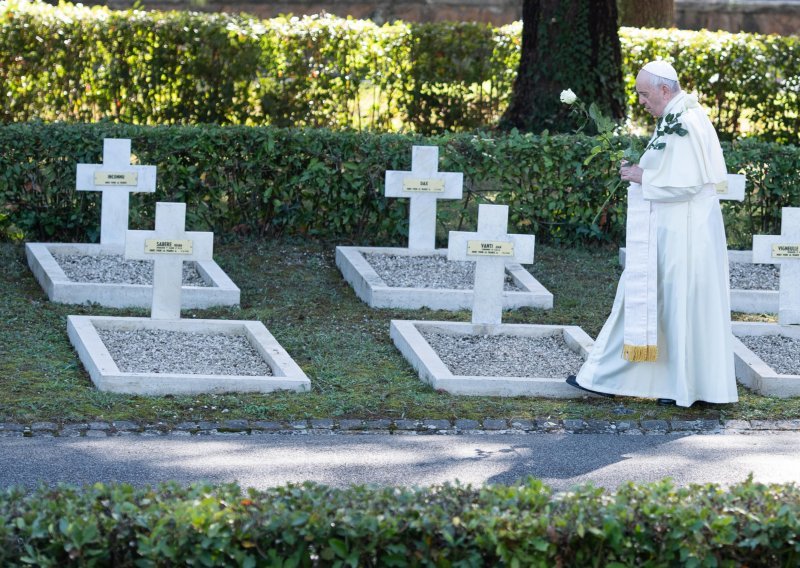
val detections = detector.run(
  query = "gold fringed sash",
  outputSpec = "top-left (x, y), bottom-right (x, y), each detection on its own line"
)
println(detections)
top-left (622, 344), bottom-right (659, 362)
top-left (623, 184), bottom-right (659, 363)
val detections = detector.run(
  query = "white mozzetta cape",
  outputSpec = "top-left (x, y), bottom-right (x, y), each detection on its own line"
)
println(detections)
top-left (576, 92), bottom-right (738, 407)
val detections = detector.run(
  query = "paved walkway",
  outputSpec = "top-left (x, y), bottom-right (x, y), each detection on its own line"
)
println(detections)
top-left (2, 421), bottom-right (800, 491)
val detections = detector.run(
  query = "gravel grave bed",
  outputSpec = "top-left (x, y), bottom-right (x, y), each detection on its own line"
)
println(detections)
top-left (54, 253), bottom-right (210, 286)
top-left (421, 330), bottom-right (585, 377)
top-left (364, 253), bottom-right (520, 290)
top-left (738, 335), bottom-right (800, 376)
top-left (97, 329), bottom-right (273, 375)
top-left (729, 262), bottom-right (779, 290)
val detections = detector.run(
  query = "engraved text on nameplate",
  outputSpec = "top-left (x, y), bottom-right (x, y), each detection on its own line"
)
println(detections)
top-left (467, 240), bottom-right (514, 257)
top-left (144, 239), bottom-right (194, 254)
top-left (402, 177), bottom-right (445, 192)
top-left (94, 172), bottom-right (138, 186)
top-left (772, 244), bottom-right (800, 259)
top-left (715, 181), bottom-right (728, 195)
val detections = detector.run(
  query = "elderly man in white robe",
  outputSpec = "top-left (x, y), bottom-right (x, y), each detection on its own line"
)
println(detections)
top-left (567, 61), bottom-right (738, 407)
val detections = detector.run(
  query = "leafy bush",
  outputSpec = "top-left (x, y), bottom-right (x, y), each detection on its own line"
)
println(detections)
top-left (1, 123), bottom-right (797, 248)
top-left (2, 1), bottom-right (799, 140)
top-left (1, 478), bottom-right (799, 566)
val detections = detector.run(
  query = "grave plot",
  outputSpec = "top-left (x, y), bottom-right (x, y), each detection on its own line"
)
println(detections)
top-left (390, 204), bottom-right (592, 396)
top-left (618, 174), bottom-right (778, 314)
top-left (732, 207), bottom-right (800, 397)
top-left (68, 203), bottom-right (309, 395)
top-left (336, 145), bottom-right (552, 310)
top-left (26, 138), bottom-right (239, 308)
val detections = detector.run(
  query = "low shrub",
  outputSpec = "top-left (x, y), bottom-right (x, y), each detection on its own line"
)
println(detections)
top-left (1, 123), bottom-right (797, 248)
top-left (1, 477), bottom-right (799, 566)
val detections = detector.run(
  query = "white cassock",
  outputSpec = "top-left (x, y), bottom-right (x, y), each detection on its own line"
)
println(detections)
top-left (576, 91), bottom-right (739, 407)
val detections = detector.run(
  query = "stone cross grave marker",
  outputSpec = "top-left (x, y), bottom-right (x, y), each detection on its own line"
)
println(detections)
top-left (76, 138), bottom-right (157, 249)
top-left (448, 204), bottom-right (535, 326)
top-left (717, 173), bottom-right (746, 201)
top-left (385, 145), bottom-right (463, 250)
top-left (753, 207), bottom-right (800, 325)
top-left (125, 202), bottom-right (214, 320)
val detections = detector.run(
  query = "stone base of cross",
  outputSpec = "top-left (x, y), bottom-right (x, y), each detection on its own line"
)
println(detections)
top-left (385, 146), bottom-right (463, 250)
top-left (76, 138), bottom-right (157, 249)
top-left (125, 202), bottom-right (214, 320)
top-left (753, 207), bottom-right (800, 325)
top-left (447, 204), bottom-right (535, 327)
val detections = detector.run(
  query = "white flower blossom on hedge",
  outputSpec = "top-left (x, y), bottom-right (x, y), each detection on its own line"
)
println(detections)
top-left (560, 89), bottom-right (577, 105)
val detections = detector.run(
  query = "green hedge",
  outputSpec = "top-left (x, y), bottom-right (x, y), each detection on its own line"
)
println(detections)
top-left (1, 123), bottom-right (798, 248)
top-left (2, 1), bottom-right (799, 140)
top-left (2, 478), bottom-right (799, 566)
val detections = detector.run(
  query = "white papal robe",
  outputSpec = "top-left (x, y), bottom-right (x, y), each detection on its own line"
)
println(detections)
top-left (575, 92), bottom-right (739, 407)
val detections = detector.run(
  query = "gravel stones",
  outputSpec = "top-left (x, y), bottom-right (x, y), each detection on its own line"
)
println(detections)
top-left (54, 253), bottom-right (209, 286)
top-left (97, 329), bottom-right (273, 375)
top-left (738, 334), bottom-right (800, 375)
top-left (730, 263), bottom-right (779, 290)
top-left (364, 253), bottom-right (519, 290)
top-left (420, 331), bottom-right (585, 377)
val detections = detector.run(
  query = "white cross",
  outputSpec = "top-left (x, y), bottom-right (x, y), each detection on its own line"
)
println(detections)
top-left (448, 204), bottom-right (535, 326)
top-left (76, 139), bottom-right (157, 249)
top-left (125, 202), bottom-right (214, 320)
top-left (716, 173), bottom-right (746, 201)
top-left (753, 207), bottom-right (800, 325)
top-left (385, 145), bottom-right (463, 250)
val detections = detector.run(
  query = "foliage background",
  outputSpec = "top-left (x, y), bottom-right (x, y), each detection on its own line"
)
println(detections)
top-left (1, 1), bottom-right (799, 141)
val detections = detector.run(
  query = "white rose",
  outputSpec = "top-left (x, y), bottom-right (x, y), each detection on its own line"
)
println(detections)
top-left (560, 88), bottom-right (577, 105)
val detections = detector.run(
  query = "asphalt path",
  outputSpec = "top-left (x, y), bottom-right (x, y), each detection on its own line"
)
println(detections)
top-left (2, 432), bottom-right (799, 491)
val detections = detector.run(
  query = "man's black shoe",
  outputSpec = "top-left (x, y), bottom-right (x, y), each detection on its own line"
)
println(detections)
top-left (657, 398), bottom-right (676, 406)
top-left (566, 375), bottom-right (615, 398)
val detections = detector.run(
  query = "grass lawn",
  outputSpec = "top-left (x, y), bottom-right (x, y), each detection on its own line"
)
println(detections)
top-left (1, 238), bottom-right (797, 425)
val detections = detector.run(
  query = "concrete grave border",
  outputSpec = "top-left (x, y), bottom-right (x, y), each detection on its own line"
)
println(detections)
top-left (26, 243), bottom-right (240, 309)
top-left (619, 248), bottom-right (777, 314)
top-left (390, 320), bottom-right (593, 396)
top-left (731, 322), bottom-right (800, 398)
top-left (67, 315), bottom-right (310, 395)
top-left (336, 246), bottom-right (553, 310)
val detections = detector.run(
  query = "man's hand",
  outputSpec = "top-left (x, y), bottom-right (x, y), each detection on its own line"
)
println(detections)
top-left (620, 162), bottom-right (643, 184)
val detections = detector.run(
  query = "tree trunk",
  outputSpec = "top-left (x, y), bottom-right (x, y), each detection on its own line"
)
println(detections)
top-left (499, 0), bottom-right (625, 133)
top-left (618, 0), bottom-right (675, 28)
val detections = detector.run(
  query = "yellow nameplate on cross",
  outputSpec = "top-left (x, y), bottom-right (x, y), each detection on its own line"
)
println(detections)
top-left (773, 243), bottom-right (800, 258)
top-left (402, 177), bottom-right (445, 192)
top-left (144, 239), bottom-right (194, 254)
top-left (94, 172), bottom-right (138, 186)
top-left (467, 240), bottom-right (514, 257)
top-left (715, 181), bottom-right (728, 195)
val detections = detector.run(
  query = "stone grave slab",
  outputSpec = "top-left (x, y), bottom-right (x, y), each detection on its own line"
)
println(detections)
top-left (731, 322), bottom-right (800, 397)
top-left (618, 174), bottom-right (778, 313)
top-left (336, 144), bottom-right (552, 311)
top-left (390, 321), bottom-right (593, 396)
top-left (336, 246), bottom-right (552, 310)
top-left (67, 202), bottom-right (309, 395)
top-left (25, 243), bottom-right (240, 309)
top-left (67, 316), bottom-right (309, 395)
top-left (390, 204), bottom-right (591, 396)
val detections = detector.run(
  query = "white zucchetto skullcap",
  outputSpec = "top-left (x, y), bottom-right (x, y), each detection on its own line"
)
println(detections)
top-left (642, 60), bottom-right (678, 81)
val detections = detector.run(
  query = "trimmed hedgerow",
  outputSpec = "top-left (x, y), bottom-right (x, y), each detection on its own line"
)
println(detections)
top-left (1, 478), bottom-right (799, 566)
top-left (0, 123), bottom-right (797, 248)
top-left (1, 1), bottom-right (799, 140)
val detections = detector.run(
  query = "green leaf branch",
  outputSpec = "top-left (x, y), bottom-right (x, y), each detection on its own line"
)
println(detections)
top-left (561, 90), bottom-right (643, 228)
